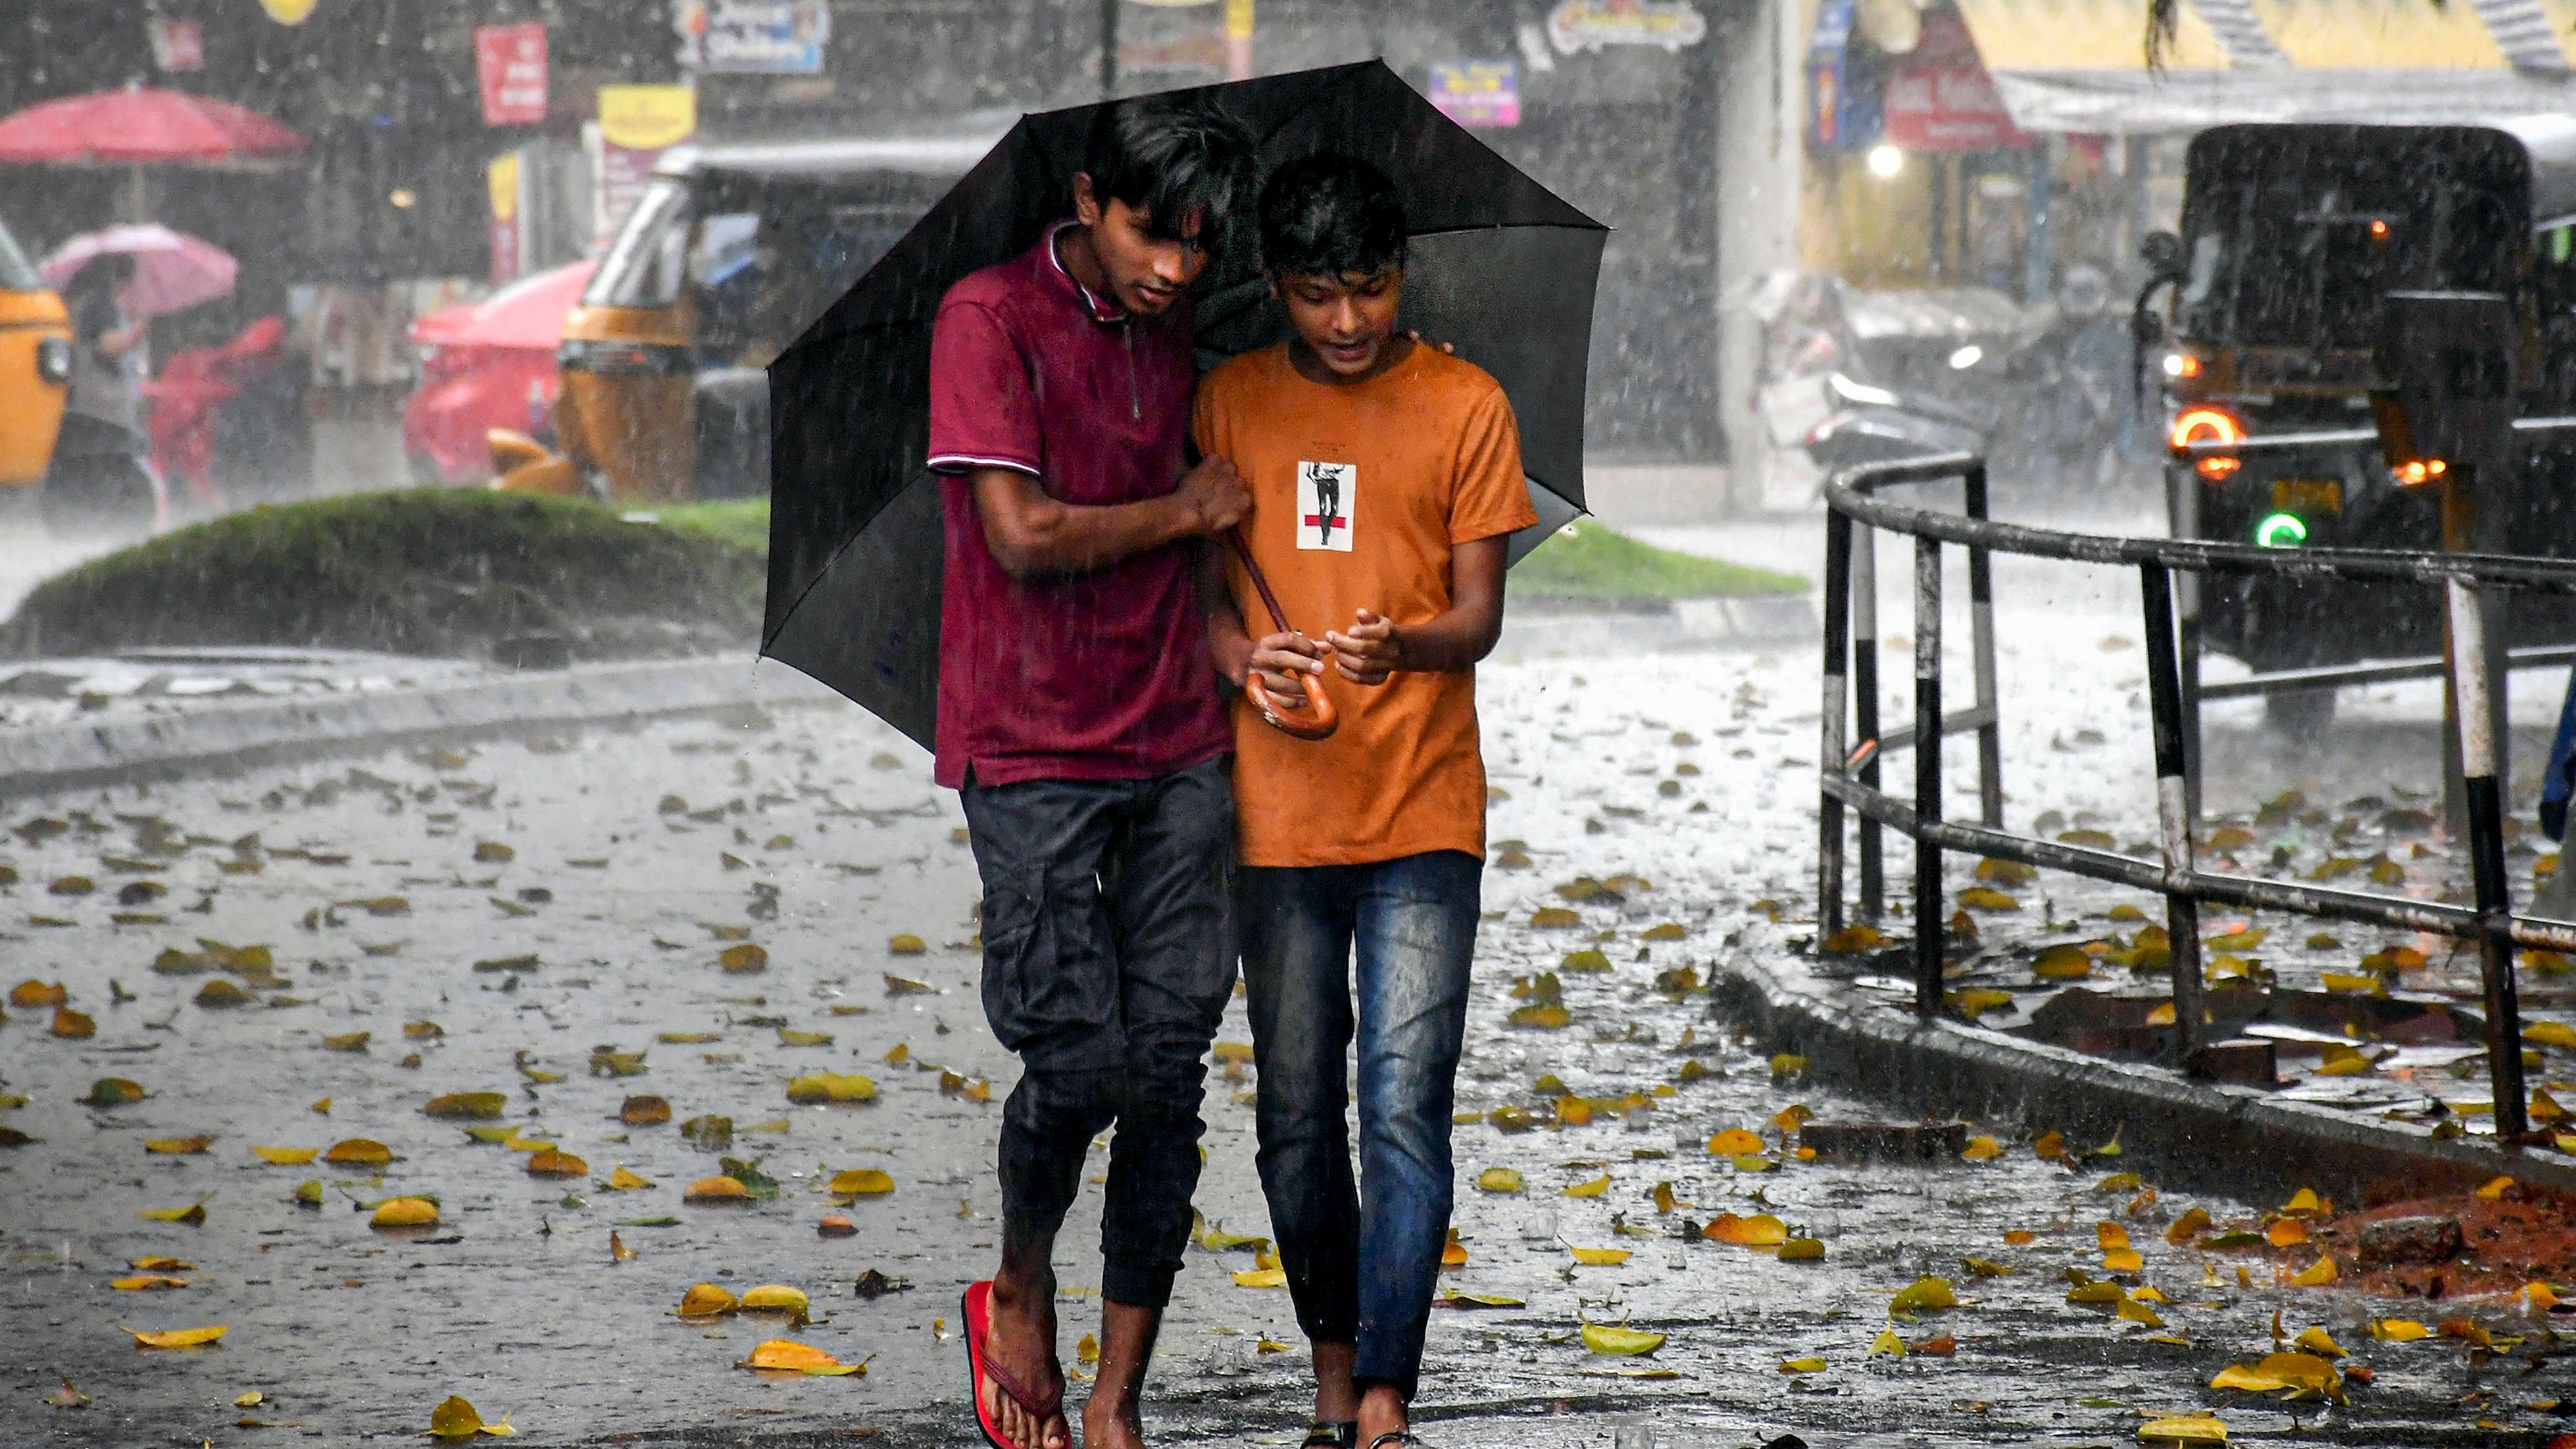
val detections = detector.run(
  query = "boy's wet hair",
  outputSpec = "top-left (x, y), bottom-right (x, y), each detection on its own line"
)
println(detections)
top-left (1080, 95), bottom-right (1256, 252)
top-left (1258, 153), bottom-right (1407, 281)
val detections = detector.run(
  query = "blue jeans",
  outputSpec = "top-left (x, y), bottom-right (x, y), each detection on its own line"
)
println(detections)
top-left (1238, 850), bottom-right (1481, 1402)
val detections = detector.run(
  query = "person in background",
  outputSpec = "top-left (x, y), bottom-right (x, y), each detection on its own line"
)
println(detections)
top-left (925, 94), bottom-right (1257, 1449)
top-left (59, 254), bottom-right (145, 439)
top-left (1196, 152), bottom-right (1536, 1449)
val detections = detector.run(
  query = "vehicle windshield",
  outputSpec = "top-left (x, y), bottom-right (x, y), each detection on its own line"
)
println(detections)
top-left (2178, 130), bottom-right (2526, 350)
top-left (0, 214), bottom-right (42, 291)
top-left (584, 179), bottom-right (689, 309)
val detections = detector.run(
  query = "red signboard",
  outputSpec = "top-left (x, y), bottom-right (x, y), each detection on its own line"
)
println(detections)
top-left (476, 24), bottom-right (549, 128)
top-left (1881, 61), bottom-right (2027, 152)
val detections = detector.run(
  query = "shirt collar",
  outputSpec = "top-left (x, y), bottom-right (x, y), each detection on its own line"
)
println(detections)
top-left (1044, 220), bottom-right (1126, 325)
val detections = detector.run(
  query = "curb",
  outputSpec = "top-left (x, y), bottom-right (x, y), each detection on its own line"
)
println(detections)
top-left (0, 655), bottom-right (807, 800)
top-left (1710, 924), bottom-right (2576, 1201)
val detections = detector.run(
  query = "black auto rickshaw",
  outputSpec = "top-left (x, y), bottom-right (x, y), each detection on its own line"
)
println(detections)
top-left (2137, 118), bottom-right (2576, 727)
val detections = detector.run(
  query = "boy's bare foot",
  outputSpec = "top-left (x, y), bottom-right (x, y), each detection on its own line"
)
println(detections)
top-left (1080, 1399), bottom-right (1151, 1449)
top-left (1354, 1382), bottom-right (1409, 1448)
top-left (1082, 1300), bottom-right (1166, 1449)
top-left (981, 1266), bottom-right (1068, 1449)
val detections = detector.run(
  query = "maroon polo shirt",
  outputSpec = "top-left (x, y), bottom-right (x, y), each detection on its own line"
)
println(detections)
top-left (924, 222), bottom-right (1229, 789)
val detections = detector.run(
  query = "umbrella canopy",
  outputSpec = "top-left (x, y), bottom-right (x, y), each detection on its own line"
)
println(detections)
top-left (410, 260), bottom-right (598, 353)
top-left (764, 60), bottom-right (1606, 749)
top-left (41, 224), bottom-right (238, 320)
top-left (0, 86), bottom-right (309, 166)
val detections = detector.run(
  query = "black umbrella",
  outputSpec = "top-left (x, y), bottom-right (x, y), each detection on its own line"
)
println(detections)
top-left (763, 59), bottom-right (1606, 749)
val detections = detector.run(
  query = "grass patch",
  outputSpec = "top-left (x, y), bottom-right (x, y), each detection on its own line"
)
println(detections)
top-left (1514, 521), bottom-right (1807, 599)
top-left (1, 489), bottom-right (766, 662)
top-left (651, 498), bottom-right (772, 554)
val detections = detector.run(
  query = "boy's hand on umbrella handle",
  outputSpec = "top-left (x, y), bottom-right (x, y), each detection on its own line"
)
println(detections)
top-left (1247, 630), bottom-right (1326, 703)
top-left (1177, 454), bottom-right (1251, 535)
top-left (1325, 610), bottom-right (1400, 685)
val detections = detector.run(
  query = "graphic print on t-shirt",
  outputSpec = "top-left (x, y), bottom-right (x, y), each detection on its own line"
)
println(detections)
top-left (1297, 460), bottom-right (1355, 552)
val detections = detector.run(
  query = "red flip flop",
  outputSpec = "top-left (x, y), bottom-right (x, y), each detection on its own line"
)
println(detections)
top-left (964, 1279), bottom-right (1065, 1449)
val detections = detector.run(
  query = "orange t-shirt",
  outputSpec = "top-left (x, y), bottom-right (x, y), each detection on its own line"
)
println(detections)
top-left (1193, 341), bottom-right (1537, 868)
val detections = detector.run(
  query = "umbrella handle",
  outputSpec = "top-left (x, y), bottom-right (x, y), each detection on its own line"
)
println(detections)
top-left (1226, 528), bottom-right (1338, 741)
top-left (1246, 654), bottom-right (1339, 741)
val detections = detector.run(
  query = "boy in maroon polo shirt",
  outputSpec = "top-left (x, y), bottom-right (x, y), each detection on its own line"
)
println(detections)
top-left (926, 96), bottom-right (1254, 1449)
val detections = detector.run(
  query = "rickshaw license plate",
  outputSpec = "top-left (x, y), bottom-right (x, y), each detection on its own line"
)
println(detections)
top-left (2272, 478), bottom-right (2342, 514)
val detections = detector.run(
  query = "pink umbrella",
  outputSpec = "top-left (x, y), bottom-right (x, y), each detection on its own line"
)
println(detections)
top-left (40, 224), bottom-right (237, 320)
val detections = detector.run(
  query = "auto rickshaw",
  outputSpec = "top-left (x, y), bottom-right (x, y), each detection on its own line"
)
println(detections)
top-left (0, 209), bottom-right (73, 507)
top-left (2137, 118), bottom-right (2576, 727)
top-left (496, 130), bottom-right (997, 501)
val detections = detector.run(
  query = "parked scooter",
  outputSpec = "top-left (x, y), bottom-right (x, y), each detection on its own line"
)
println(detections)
top-left (1798, 370), bottom-right (1990, 478)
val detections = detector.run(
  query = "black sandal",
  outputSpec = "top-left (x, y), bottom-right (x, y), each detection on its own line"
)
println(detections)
top-left (1302, 1423), bottom-right (1356, 1448)
top-left (1365, 1433), bottom-right (1422, 1449)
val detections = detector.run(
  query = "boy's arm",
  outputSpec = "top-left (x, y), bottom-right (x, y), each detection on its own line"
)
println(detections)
top-left (1325, 534), bottom-right (1508, 683)
top-left (970, 454), bottom-right (1248, 581)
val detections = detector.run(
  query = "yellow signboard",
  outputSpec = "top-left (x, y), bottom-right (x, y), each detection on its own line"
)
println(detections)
top-left (488, 152), bottom-right (522, 224)
top-left (260, 0), bottom-right (319, 22)
top-left (597, 85), bottom-right (698, 151)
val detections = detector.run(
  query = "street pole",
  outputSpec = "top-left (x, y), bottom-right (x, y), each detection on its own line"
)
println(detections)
top-left (1101, 0), bottom-right (1118, 99)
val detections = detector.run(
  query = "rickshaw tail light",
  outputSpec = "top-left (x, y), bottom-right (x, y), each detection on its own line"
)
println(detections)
top-left (2171, 406), bottom-right (2244, 479)
top-left (2395, 458), bottom-right (2448, 487)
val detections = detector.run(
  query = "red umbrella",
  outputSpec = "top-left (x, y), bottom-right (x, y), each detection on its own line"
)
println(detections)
top-left (0, 86), bottom-right (307, 166)
top-left (408, 260), bottom-right (597, 352)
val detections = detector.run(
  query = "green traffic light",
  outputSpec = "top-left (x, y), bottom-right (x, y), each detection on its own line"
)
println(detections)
top-left (2254, 512), bottom-right (2308, 548)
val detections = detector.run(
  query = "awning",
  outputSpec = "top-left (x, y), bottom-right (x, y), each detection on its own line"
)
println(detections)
top-left (1956, 0), bottom-right (2576, 135)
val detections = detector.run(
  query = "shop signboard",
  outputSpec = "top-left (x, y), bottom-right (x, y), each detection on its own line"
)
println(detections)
top-left (489, 152), bottom-right (524, 284)
top-left (1881, 59), bottom-right (2025, 151)
top-left (1546, 0), bottom-right (1706, 54)
top-left (674, 0), bottom-right (831, 75)
top-left (594, 85), bottom-right (697, 239)
top-left (149, 19), bottom-right (205, 72)
top-left (1426, 61), bottom-right (1520, 128)
top-left (1804, 0), bottom-right (1879, 153)
top-left (476, 24), bottom-right (550, 128)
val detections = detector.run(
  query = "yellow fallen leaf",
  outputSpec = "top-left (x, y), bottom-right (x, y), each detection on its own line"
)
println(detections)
top-left (1961, 1135), bottom-right (2003, 1162)
top-left (740, 1284), bottom-right (809, 1315)
top-left (137, 1200), bottom-right (208, 1224)
top-left (323, 1138), bottom-right (393, 1167)
top-left (684, 1175), bottom-right (750, 1202)
top-left (1889, 1276), bottom-right (1956, 1313)
top-left (52, 1006), bottom-right (96, 1039)
top-left (681, 1283), bottom-right (739, 1317)
top-left (1563, 1173), bottom-right (1610, 1198)
top-left (2210, 1350), bottom-right (2335, 1393)
top-left (1958, 886), bottom-right (2019, 911)
top-left (2137, 1414), bottom-right (2227, 1445)
top-left (2117, 1298), bottom-right (2166, 1328)
top-left (2528, 1020), bottom-right (2576, 1050)
top-left (422, 1092), bottom-right (506, 1121)
top-left (829, 1168), bottom-right (895, 1197)
top-left (2267, 1217), bottom-right (2309, 1248)
top-left (2144, 1001), bottom-right (2177, 1026)
top-left (1777, 1237), bottom-right (1826, 1261)
top-left (2033, 943), bottom-right (2094, 979)
top-left (1770, 1053), bottom-right (1808, 1081)
top-left (1866, 1327), bottom-right (1906, 1358)
top-left (1779, 1356), bottom-right (1827, 1373)
top-left (1704, 1213), bottom-right (1787, 1246)
top-left (2292, 1327), bottom-right (2346, 1358)
top-left (2280, 1187), bottom-right (2321, 1216)
top-left (1509, 1002), bottom-right (1572, 1029)
top-left (145, 1136), bottom-right (212, 1155)
top-left (1232, 1267), bottom-right (1288, 1287)
top-left (610, 1231), bottom-right (635, 1262)
top-left (2098, 1222), bottom-right (2131, 1250)
top-left (371, 1198), bottom-right (439, 1228)
top-left (1580, 1323), bottom-right (1666, 1356)
top-left (785, 1071), bottom-right (878, 1104)
top-left (131, 1256), bottom-right (192, 1271)
top-left (526, 1149), bottom-right (587, 1177)
top-left (2369, 1317), bottom-right (2433, 1342)
top-left (428, 1392), bottom-right (518, 1437)
top-left (2289, 1254), bottom-right (2337, 1287)
top-left (2167, 1206), bottom-right (2212, 1244)
top-left (1706, 1127), bottom-right (1766, 1155)
top-left (2066, 1281), bottom-right (2125, 1304)
top-left (2104, 1248), bottom-right (2144, 1273)
top-left (607, 1165), bottom-right (651, 1191)
top-left (237, 1391), bottom-right (262, 1408)
top-left (742, 1338), bottom-right (862, 1375)
top-left (111, 1275), bottom-right (190, 1291)
top-left (124, 1324), bottom-right (227, 1348)
top-left (1570, 1246), bottom-right (1633, 1266)
top-left (250, 1145), bottom-right (318, 1166)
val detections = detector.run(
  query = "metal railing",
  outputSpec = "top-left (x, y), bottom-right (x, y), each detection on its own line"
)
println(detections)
top-left (1816, 452), bottom-right (2576, 1141)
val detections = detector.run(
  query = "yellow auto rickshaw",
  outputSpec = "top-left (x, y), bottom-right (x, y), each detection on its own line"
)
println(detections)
top-left (500, 131), bottom-right (997, 501)
top-left (0, 210), bottom-right (73, 503)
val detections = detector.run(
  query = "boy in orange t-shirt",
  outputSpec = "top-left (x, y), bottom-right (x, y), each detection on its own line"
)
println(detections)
top-left (1195, 153), bottom-right (1536, 1449)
